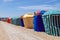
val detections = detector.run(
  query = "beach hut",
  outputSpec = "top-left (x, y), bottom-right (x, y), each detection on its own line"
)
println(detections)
top-left (23, 13), bottom-right (34, 29)
top-left (7, 18), bottom-right (11, 23)
top-left (20, 16), bottom-right (24, 27)
top-left (11, 16), bottom-right (20, 25)
top-left (42, 10), bottom-right (60, 36)
top-left (34, 11), bottom-right (45, 32)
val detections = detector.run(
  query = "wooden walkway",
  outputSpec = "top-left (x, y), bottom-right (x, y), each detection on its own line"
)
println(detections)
top-left (0, 21), bottom-right (60, 40)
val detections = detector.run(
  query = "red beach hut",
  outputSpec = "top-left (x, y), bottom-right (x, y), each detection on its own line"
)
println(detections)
top-left (7, 18), bottom-right (11, 23)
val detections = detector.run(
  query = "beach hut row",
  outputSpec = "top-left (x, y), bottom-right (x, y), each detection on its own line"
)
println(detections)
top-left (7, 10), bottom-right (60, 36)
top-left (0, 18), bottom-right (8, 22)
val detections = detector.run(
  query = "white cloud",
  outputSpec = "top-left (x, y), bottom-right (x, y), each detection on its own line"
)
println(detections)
top-left (45, 0), bottom-right (58, 3)
top-left (3, 0), bottom-right (13, 2)
top-left (54, 4), bottom-right (60, 7)
top-left (18, 4), bottom-right (60, 10)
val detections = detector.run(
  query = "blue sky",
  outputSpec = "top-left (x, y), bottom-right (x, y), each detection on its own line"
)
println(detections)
top-left (0, 0), bottom-right (60, 17)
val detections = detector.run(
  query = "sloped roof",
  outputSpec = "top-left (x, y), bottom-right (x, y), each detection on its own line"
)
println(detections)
top-left (42, 10), bottom-right (60, 16)
top-left (12, 16), bottom-right (20, 19)
top-left (23, 13), bottom-right (34, 18)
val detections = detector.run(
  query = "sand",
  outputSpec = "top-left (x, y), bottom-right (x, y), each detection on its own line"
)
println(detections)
top-left (0, 21), bottom-right (60, 40)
